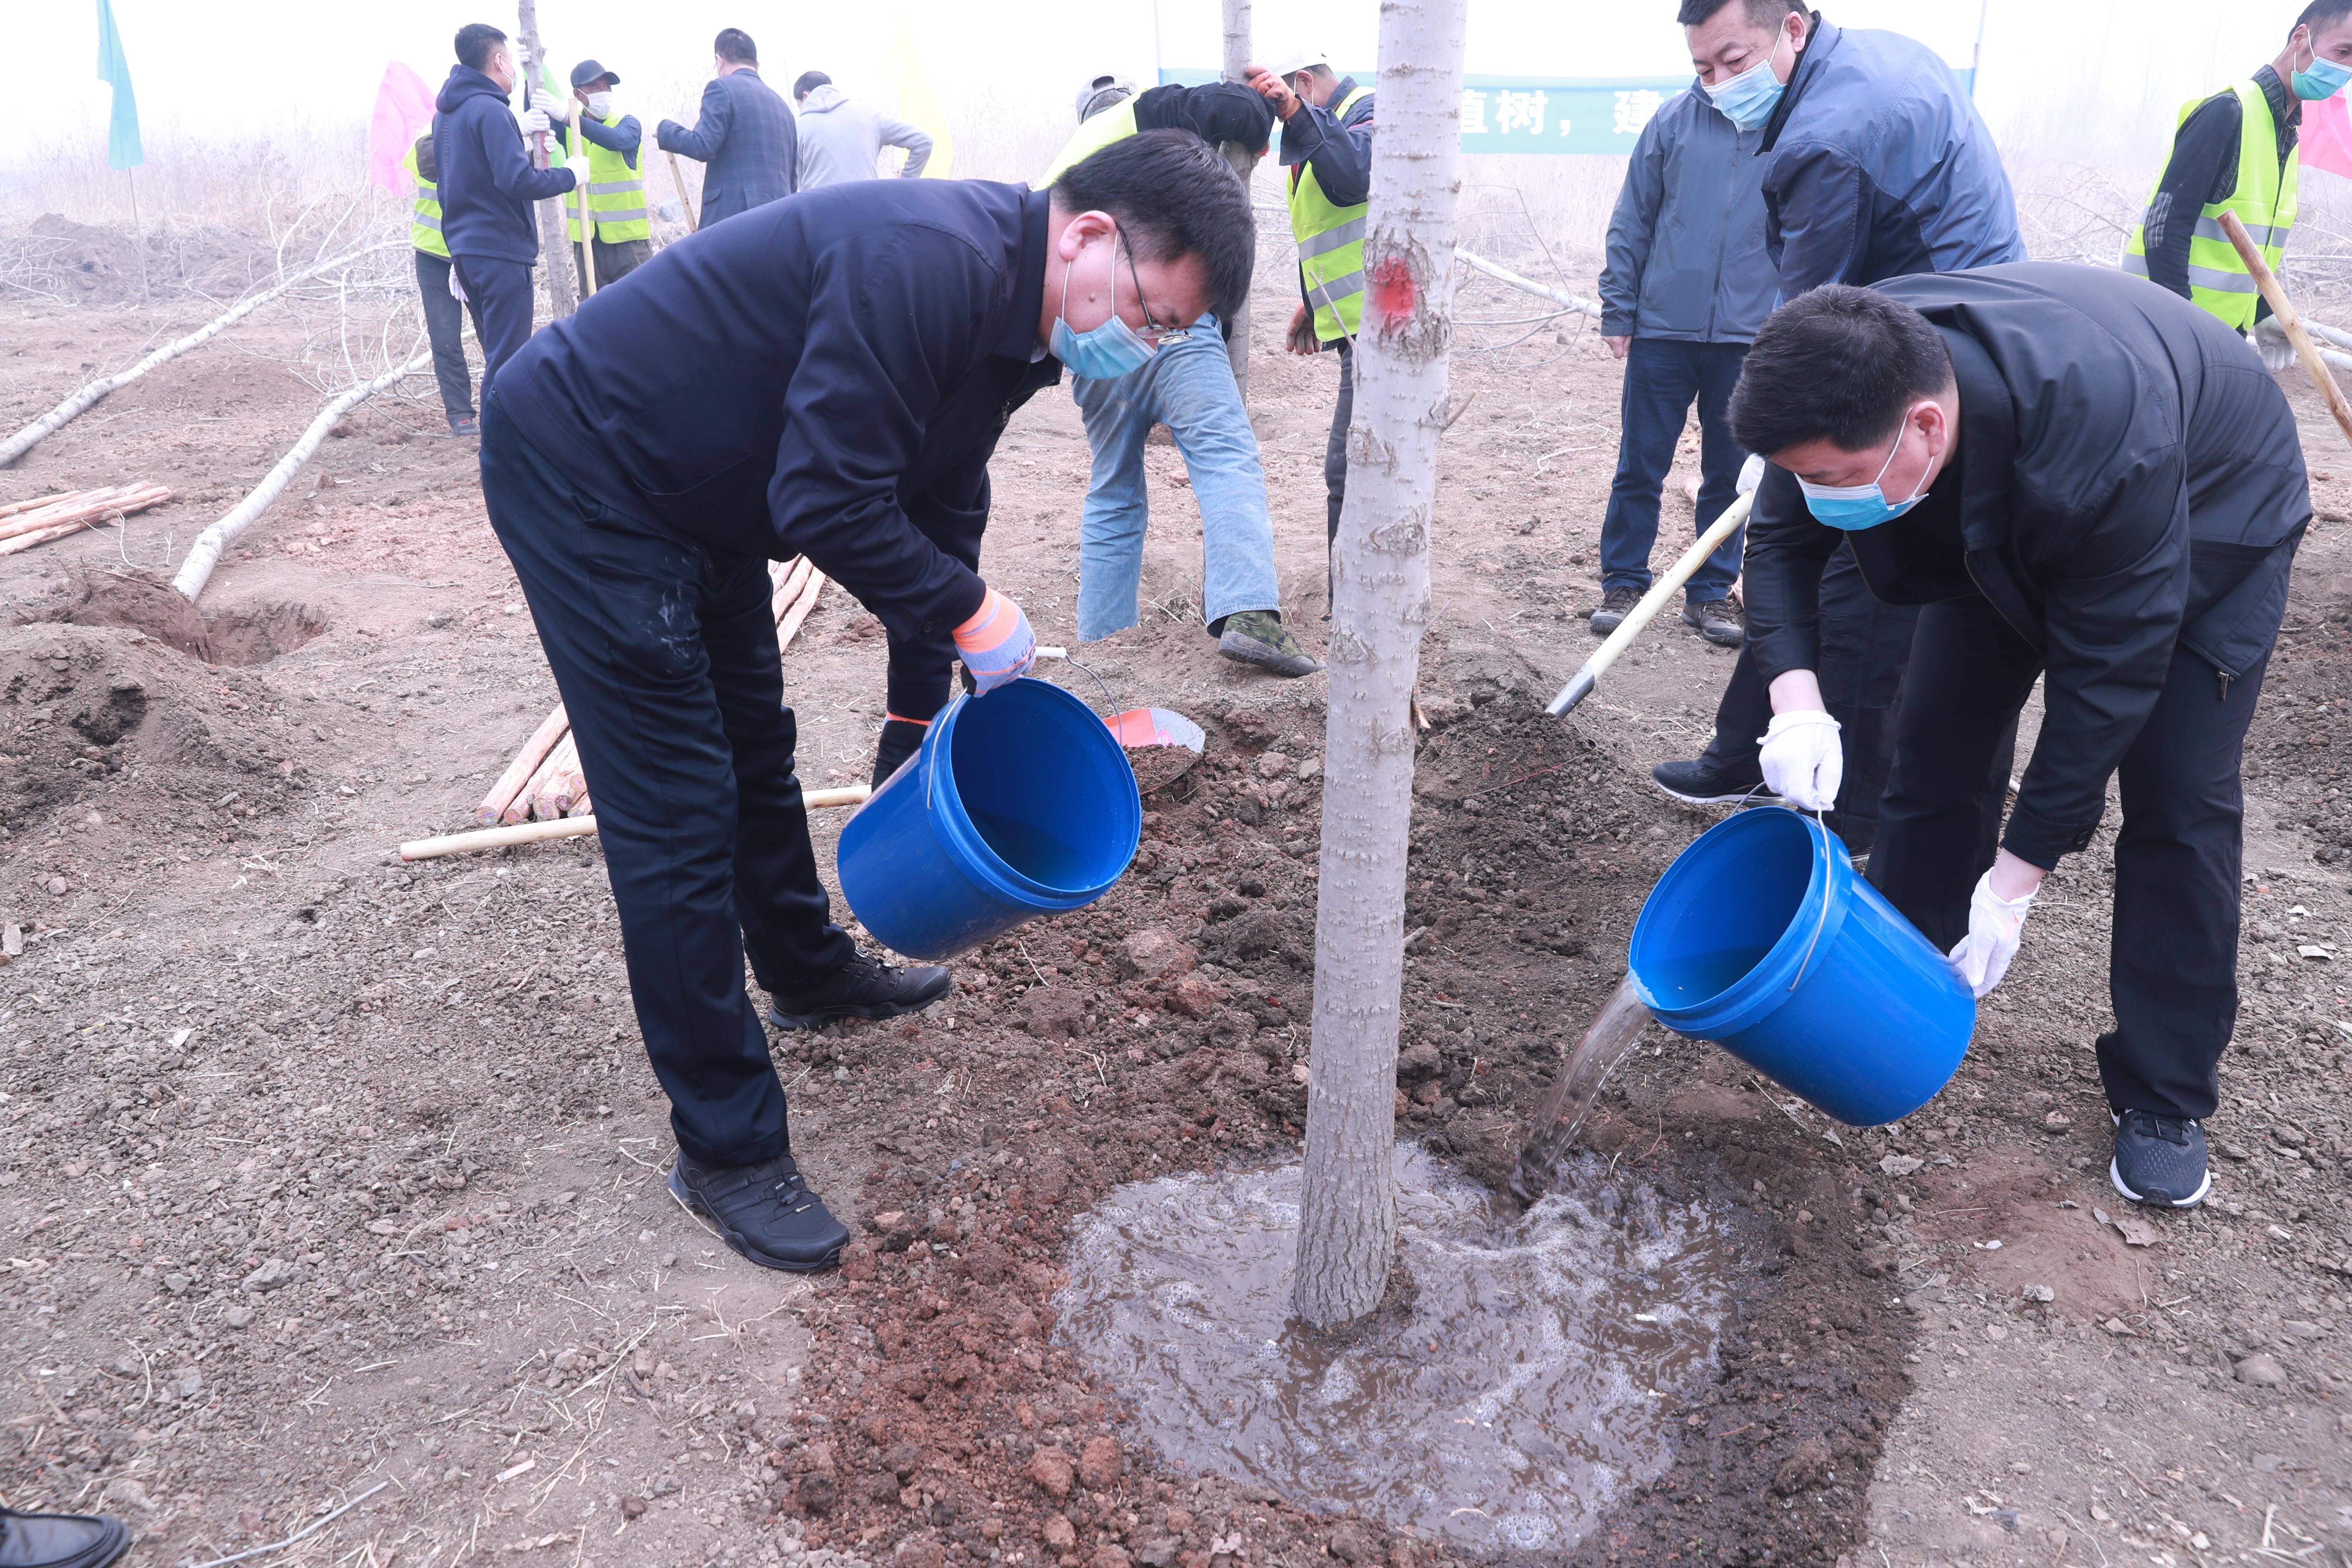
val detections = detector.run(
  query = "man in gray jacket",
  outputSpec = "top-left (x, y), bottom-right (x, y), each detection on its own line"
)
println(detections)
top-left (792, 72), bottom-right (933, 187)
top-left (1592, 82), bottom-right (1776, 648)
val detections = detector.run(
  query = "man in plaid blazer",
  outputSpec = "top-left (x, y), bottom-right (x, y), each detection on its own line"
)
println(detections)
top-left (656, 27), bottom-right (798, 224)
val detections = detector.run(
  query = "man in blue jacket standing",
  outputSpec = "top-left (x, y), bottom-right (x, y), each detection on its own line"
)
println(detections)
top-left (1592, 80), bottom-right (1777, 649)
top-left (1648, 0), bottom-right (2024, 857)
top-left (432, 23), bottom-right (579, 401)
top-left (479, 133), bottom-right (1254, 1274)
top-left (658, 28), bottom-right (797, 225)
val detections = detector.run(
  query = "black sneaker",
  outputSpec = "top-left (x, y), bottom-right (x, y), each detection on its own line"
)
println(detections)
top-left (1217, 610), bottom-right (1323, 677)
top-left (1589, 586), bottom-right (1643, 636)
top-left (1650, 756), bottom-right (1774, 806)
top-left (1682, 592), bottom-right (1745, 648)
top-left (444, 415), bottom-right (480, 438)
top-left (2110, 1110), bottom-right (2211, 1208)
top-left (668, 1152), bottom-right (851, 1273)
top-left (0, 1504), bottom-right (129, 1568)
top-left (768, 949), bottom-right (951, 1031)
top-left (870, 717), bottom-right (928, 790)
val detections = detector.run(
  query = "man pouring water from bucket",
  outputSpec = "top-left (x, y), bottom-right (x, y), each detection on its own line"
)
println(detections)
top-left (475, 132), bottom-right (1255, 1274)
top-left (1728, 263), bottom-right (2308, 1210)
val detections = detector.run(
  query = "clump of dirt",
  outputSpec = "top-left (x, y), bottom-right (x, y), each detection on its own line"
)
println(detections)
top-left (24, 568), bottom-right (327, 665)
top-left (17, 213), bottom-right (285, 306)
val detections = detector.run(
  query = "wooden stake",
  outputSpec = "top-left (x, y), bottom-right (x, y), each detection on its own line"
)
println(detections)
top-left (769, 556), bottom-right (813, 622)
top-left (399, 784), bottom-right (871, 861)
top-left (668, 150), bottom-right (699, 231)
top-left (2217, 210), bottom-right (2352, 450)
top-left (777, 570), bottom-right (828, 654)
top-left (526, 734), bottom-right (582, 821)
top-left (475, 704), bottom-right (568, 824)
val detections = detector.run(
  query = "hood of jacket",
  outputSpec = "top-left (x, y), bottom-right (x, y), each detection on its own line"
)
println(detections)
top-left (800, 84), bottom-right (848, 114)
top-left (438, 64), bottom-right (511, 116)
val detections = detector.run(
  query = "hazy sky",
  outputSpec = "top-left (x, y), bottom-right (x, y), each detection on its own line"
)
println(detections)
top-left (0, 0), bottom-right (2306, 184)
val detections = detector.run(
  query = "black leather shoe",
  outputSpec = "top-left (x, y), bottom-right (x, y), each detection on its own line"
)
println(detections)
top-left (668, 1152), bottom-right (851, 1272)
top-left (1649, 756), bottom-right (1773, 806)
top-left (0, 1505), bottom-right (130, 1568)
top-left (870, 718), bottom-right (929, 789)
top-left (768, 949), bottom-right (951, 1031)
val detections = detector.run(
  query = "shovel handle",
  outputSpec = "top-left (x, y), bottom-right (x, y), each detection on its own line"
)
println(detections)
top-left (2217, 210), bottom-right (2352, 450)
top-left (1547, 488), bottom-right (1755, 718)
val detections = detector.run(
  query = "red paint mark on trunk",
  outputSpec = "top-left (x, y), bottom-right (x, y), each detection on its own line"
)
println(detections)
top-left (1367, 256), bottom-right (1418, 331)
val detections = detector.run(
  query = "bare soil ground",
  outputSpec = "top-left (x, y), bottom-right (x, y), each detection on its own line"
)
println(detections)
top-left (0, 270), bottom-right (2346, 1568)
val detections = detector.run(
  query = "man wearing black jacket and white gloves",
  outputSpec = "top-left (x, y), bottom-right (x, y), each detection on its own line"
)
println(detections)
top-left (479, 133), bottom-right (1253, 1274)
top-left (1732, 264), bottom-right (2307, 1210)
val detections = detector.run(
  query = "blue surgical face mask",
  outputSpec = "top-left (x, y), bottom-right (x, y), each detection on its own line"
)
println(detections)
top-left (1050, 233), bottom-right (1157, 380)
top-left (1705, 28), bottom-right (1789, 131)
top-left (1796, 415), bottom-right (1930, 531)
top-left (2292, 31), bottom-right (2352, 100)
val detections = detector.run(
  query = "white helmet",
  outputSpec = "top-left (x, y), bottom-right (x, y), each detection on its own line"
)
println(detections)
top-left (1075, 73), bottom-right (1135, 122)
top-left (1261, 45), bottom-right (1333, 81)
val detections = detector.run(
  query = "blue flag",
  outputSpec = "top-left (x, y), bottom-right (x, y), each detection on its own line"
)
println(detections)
top-left (96, 0), bottom-right (142, 171)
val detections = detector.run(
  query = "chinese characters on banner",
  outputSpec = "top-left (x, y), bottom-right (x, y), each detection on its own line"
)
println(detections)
top-left (1453, 77), bottom-right (1689, 153)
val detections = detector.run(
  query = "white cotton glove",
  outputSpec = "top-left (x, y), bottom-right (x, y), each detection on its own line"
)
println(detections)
top-left (566, 154), bottom-right (593, 184)
top-left (519, 107), bottom-right (551, 139)
top-left (1946, 870), bottom-right (2035, 998)
top-left (1737, 452), bottom-right (1767, 496)
top-left (2254, 317), bottom-right (2297, 374)
top-left (1758, 709), bottom-right (1842, 812)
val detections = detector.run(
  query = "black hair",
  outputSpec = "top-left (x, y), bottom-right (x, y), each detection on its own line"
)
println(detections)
top-left (793, 70), bottom-right (833, 99)
top-left (454, 22), bottom-right (507, 72)
top-left (413, 130), bottom-right (438, 183)
top-left (1675, 0), bottom-right (1801, 27)
top-left (1728, 285), bottom-right (1954, 456)
top-left (714, 28), bottom-right (758, 65)
top-left (2296, 0), bottom-right (2352, 34)
top-left (1052, 129), bottom-right (1256, 319)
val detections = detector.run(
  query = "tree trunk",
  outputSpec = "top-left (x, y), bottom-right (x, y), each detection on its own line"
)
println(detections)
top-left (515, 0), bottom-right (579, 319)
top-left (1218, 0), bottom-right (1260, 400)
top-left (1290, 0), bottom-right (1471, 1329)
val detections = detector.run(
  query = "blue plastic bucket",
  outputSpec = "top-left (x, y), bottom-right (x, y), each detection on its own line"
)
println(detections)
top-left (836, 678), bottom-right (1141, 961)
top-left (1626, 807), bottom-right (1973, 1125)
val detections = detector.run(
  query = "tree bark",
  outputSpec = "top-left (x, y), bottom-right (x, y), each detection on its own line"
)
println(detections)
top-left (1291, 0), bottom-right (1471, 1329)
top-left (1219, 0), bottom-right (1260, 400)
top-left (515, 0), bottom-right (579, 320)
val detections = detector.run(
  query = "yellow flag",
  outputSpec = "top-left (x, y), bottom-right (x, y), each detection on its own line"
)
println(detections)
top-left (884, 14), bottom-right (953, 178)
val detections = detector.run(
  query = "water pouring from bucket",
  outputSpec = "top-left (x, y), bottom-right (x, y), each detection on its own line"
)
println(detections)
top-left (1515, 806), bottom-right (1974, 1194)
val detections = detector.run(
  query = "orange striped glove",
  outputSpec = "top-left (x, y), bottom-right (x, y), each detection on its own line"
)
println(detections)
top-left (953, 588), bottom-right (1035, 695)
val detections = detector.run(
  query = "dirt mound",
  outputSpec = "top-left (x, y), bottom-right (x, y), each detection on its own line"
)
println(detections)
top-left (23, 568), bottom-right (327, 665)
top-left (17, 213), bottom-right (288, 305)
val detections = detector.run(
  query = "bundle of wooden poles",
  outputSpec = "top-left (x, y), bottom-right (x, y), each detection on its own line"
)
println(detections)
top-left (0, 484), bottom-right (171, 557)
top-left (469, 556), bottom-right (833, 827)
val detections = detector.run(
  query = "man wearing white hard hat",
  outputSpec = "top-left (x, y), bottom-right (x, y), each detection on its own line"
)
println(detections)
top-left (1247, 46), bottom-right (1375, 607)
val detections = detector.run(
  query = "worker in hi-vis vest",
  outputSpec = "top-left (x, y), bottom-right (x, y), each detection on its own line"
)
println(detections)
top-left (544, 58), bottom-right (653, 291)
top-left (1247, 46), bottom-right (1373, 606)
top-left (403, 131), bottom-right (478, 436)
top-left (2122, 2), bottom-right (2352, 364)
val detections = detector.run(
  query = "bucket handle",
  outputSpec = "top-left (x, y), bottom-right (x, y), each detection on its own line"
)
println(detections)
top-left (925, 689), bottom-right (968, 819)
top-left (1791, 809), bottom-right (1837, 992)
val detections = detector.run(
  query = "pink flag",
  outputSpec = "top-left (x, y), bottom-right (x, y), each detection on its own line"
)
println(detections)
top-left (2302, 91), bottom-right (2352, 181)
top-left (369, 61), bottom-right (438, 193)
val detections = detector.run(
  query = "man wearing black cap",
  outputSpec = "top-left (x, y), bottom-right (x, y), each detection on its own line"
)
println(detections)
top-left (544, 59), bottom-right (653, 288)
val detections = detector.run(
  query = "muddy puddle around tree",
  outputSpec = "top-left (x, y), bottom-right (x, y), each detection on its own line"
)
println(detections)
top-left (1054, 1144), bottom-right (1737, 1556)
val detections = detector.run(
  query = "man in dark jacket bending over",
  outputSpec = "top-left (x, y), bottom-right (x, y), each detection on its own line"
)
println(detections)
top-left (480, 132), bottom-right (1253, 1273)
top-left (1733, 266), bottom-right (2306, 1211)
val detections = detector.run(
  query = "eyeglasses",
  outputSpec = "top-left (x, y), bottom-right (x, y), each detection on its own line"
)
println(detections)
top-left (1119, 235), bottom-right (1188, 345)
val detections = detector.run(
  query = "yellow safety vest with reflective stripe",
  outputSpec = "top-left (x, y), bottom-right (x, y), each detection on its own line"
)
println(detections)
top-left (1286, 85), bottom-right (1372, 343)
top-left (1038, 99), bottom-right (1140, 187)
top-left (2122, 80), bottom-right (2297, 333)
top-left (565, 111), bottom-right (652, 244)
top-left (404, 142), bottom-right (447, 259)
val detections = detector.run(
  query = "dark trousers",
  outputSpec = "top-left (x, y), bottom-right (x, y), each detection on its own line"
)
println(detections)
top-left (1869, 595), bottom-right (2268, 1121)
top-left (1599, 339), bottom-right (1748, 602)
top-left (877, 512), bottom-right (987, 725)
top-left (479, 393), bottom-right (854, 1168)
top-left (1699, 544), bottom-right (1921, 847)
top-left (412, 250), bottom-right (476, 425)
top-left (450, 254), bottom-right (537, 408)
top-left (1323, 337), bottom-right (1354, 608)
top-left (573, 236), bottom-right (653, 291)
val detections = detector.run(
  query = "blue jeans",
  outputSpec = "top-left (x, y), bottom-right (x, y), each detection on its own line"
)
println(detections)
top-left (1071, 313), bottom-right (1281, 641)
top-left (1599, 337), bottom-right (1749, 602)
